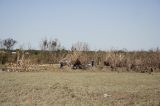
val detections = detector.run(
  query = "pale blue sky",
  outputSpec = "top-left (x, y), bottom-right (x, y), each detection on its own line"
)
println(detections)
top-left (0, 0), bottom-right (160, 50)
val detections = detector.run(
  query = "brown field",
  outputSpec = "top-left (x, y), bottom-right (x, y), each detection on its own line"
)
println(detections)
top-left (0, 70), bottom-right (160, 106)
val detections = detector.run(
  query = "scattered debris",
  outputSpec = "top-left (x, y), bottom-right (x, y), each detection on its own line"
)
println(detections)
top-left (104, 93), bottom-right (111, 98)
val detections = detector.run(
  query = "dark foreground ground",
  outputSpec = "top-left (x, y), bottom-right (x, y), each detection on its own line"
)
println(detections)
top-left (0, 71), bottom-right (160, 106)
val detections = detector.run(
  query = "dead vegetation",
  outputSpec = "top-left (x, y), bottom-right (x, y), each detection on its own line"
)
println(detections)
top-left (0, 49), bottom-right (160, 73)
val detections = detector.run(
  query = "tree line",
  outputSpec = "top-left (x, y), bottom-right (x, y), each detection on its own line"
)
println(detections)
top-left (0, 37), bottom-right (90, 52)
top-left (0, 37), bottom-right (160, 73)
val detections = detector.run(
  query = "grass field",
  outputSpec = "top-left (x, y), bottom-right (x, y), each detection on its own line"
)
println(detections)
top-left (0, 71), bottom-right (160, 106)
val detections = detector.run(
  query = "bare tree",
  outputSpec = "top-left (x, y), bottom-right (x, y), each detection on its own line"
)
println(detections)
top-left (2, 38), bottom-right (17, 50)
top-left (40, 37), bottom-right (61, 51)
top-left (40, 37), bottom-right (48, 51)
top-left (71, 41), bottom-right (90, 51)
top-left (48, 38), bottom-right (61, 51)
top-left (48, 39), bottom-right (56, 51)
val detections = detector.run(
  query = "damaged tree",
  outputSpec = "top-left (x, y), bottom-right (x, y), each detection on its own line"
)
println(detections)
top-left (2, 38), bottom-right (17, 50)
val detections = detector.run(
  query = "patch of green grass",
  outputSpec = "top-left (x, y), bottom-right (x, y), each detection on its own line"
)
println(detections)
top-left (0, 72), bottom-right (160, 106)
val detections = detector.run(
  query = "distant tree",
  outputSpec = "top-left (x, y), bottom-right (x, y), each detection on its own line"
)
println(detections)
top-left (48, 39), bottom-right (57, 51)
top-left (40, 37), bottom-right (48, 51)
top-left (71, 41), bottom-right (90, 51)
top-left (48, 38), bottom-right (61, 51)
top-left (2, 38), bottom-right (17, 50)
top-left (40, 37), bottom-right (61, 51)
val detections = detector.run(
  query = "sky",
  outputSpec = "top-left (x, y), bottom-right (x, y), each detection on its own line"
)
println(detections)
top-left (0, 0), bottom-right (160, 51)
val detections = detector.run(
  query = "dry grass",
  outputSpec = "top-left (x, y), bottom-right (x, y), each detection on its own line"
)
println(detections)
top-left (0, 71), bottom-right (160, 106)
